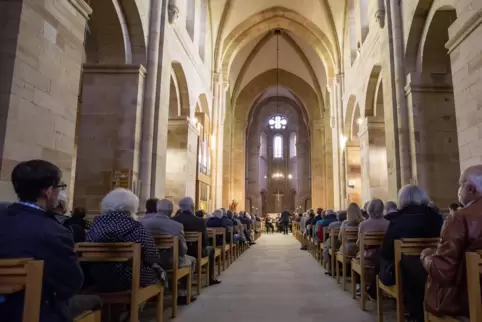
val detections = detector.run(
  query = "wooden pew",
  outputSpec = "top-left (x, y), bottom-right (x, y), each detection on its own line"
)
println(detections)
top-left (328, 228), bottom-right (340, 277)
top-left (320, 226), bottom-right (328, 268)
top-left (227, 227), bottom-right (235, 264)
top-left (336, 227), bottom-right (358, 290)
top-left (351, 232), bottom-right (385, 310)
top-left (425, 250), bottom-right (482, 322)
top-left (76, 242), bottom-right (163, 322)
top-left (74, 310), bottom-right (101, 322)
top-left (207, 228), bottom-right (223, 276)
top-left (376, 238), bottom-right (439, 322)
top-left (184, 232), bottom-right (209, 296)
top-left (152, 235), bottom-right (191, 318)
top-left (0, 259), bottom-right (43, 322)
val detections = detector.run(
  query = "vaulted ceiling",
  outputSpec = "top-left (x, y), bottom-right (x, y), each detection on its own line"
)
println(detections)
top-left (210, 0), bottom-right (346, 116)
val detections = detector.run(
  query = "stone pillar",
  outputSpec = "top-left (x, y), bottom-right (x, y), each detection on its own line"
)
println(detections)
top-left (165, 117), bottom-right (199, 209)
top-left (336, 74), bottom-right (347, 207)
top-left (0, 0), bottom-right (91, 200)
top-left (311, 119), bottom-right (326, 208)
top-left (358, 117), bottom-right (388, 202)
top-left (345, 143), bottom-right (362, 206)
top-left (230, 118), bottom-right (245, 210)
top-left (74, 65), bottom-right (146, 211)
top-left (139, 0), bottom-right (167, 208)
top-left (328, 78), bottom-right (340, 208)
top-left (446, 1), bottom-right (482, 171)
top-left (214, 79), bottom-right (228, 208)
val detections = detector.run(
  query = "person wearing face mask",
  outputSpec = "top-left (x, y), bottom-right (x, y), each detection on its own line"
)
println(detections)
top-left (421, 165), bottom-right (482, 319)
top-left (0, 159), bottom-right (101, 322)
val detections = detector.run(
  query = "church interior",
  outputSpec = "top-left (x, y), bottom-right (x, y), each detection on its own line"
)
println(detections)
top-left (1, 0), bottom-right (481, 321)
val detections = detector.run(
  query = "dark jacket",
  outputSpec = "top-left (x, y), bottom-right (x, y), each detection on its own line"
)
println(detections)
top-left (63, 217), bottom-right (90, 243)
top-left (172, 211), bottom-right (208, 257)
top-left (239, 216), bottom-right (251, 230)
top-left (0, 203), bottom-right (84, 322)
top-left (380, 205), bottom-right (443, 285)
top-left (280, 211), bottom-right (291, 222)
top-left (206, 217), bottom-right (227, 245)
top-left (312, 214), bottom-right (323, 226)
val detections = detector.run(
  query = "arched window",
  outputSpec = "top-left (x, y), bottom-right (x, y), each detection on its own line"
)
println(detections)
top-left (273, 135), bottom-right (283, 159)
top-left (290, 132), bottom-right (297, 158)
top-left (260, 132), bottom-right (267, 158)
top-left (198, 0), bottom-right (207, 61)
top-left (186, 1), bottom-right (195, 40)
top-left (269, 115), bottom-right (287, 130)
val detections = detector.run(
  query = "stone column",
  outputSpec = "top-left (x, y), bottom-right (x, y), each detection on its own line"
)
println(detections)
top-left (358, 117), bottom-right (388, 202)
top-left (231, 118), bottom-right (245, 210)
top-left (139, 0), bottom-right (167, 208)
top-left (214, 80), bottom-right (229, 208)
top-left (335, 74), bottom-right (347, 208)
top-left (446, 1), bottom-right (482, 171)
top-left (74, 65), bottom-right (146, 211)
top-left (0, 0), bottom-right (91, 200)
top-left (165, 117), bottom-right (199, 209)
top-left (311, 119), bottom-right (326, 208)
top-left (328, 78), bottom-right (340, 208)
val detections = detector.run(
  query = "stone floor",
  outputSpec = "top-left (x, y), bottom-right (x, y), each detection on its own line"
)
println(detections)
top-left (142, 233), bottom-right (396, 322)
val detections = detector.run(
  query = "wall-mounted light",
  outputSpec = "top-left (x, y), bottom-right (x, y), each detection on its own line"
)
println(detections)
top-left (271, 172), bottom-right (285, 179)
top-left (356, 117), bottom-right (363, 125)
top-left (288, 174), bottom-right (293, 179)
top-left (264, 175), bottom-right (267, 179)
top-left (348, 179), bottom-right (356, 189)
top-left (340, 135), bottom-right (348, 150)
top-left (210, 134), bottom-right (216, 149)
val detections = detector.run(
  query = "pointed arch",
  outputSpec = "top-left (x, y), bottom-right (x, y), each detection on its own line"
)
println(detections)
top-left (171, 61), bottom-right (190, 117)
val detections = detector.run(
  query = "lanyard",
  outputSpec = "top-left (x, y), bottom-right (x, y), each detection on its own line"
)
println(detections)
top-left (16, 201), bottom-right (45, 211)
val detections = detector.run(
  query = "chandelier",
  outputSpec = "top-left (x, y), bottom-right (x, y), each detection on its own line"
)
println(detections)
top-left (271, 172), bottom-right (284, 179)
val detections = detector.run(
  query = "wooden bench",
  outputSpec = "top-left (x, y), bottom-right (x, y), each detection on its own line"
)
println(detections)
top-left (76, 242), bottom-right (163, 322)
top-left (336, 227), bottom-right (358, 290)
top-left (425, 250), bottom-right (482, 322)
top-left (328, 228), bottom-right (340, 277)
top-left (351, 232), bottom-right (385, 310)
top-left (227, 226), bottom-right (235, 264)
top-left (184, 232), bottom-right (209, 296)
top-left (376, 238), bottom-right (439, 322)
top-left (74, 310), bottom-right (102, 322)
top-left (152, 235), bottom-right (191, 318)
top-left (207, 228), bottom-right (223, 276)
top-left (0, 259), bottom-right (44, 322)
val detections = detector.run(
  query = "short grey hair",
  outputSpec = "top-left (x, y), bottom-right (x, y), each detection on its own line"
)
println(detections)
top-left (384, 201), bottom-right (397, 213)
top-left (398, 184), bottom-right (430, 209)
top-left (157, 199), bottom-right (173, 215)
top-left (101, 188), bottom-right (139, 216)
top-left (367, 199), bottom-right (384, 219)
top-left (178, 196), bottom-right (194, 212)
top-left (465, 167), bottom-right (482, 192)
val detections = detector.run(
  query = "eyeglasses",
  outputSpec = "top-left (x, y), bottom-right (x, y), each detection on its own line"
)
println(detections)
top-left (55, 184), bottom-right (67, 191)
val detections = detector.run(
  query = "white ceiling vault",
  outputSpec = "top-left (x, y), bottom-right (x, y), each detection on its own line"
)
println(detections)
top-left (209, 0), bottom-right (345, 114)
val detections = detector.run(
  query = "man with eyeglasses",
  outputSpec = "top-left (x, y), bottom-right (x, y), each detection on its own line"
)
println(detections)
top-left (52, 188), bottom-right (70, 224)
top-left (0, 159), bottom-right (101, 322)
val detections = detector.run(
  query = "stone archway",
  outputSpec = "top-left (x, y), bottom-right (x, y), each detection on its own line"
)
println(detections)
top-left (74, 0), bottom-right (146, 211)
top-left (405, 4), bottom-right (459, 207)
top-left (223, 68), bottom-right (333, 211)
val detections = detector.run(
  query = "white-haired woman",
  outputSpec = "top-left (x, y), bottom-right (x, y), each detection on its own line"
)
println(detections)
top-left (86, 188), bottom-right (165, 292)
top-left (378, 184), bottom-right (443, 322)
top-left (357, 199), bottom-right (389, 264)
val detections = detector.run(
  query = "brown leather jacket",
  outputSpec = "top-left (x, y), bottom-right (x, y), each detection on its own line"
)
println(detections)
top-left (421, 197), bottom-right (482, 317)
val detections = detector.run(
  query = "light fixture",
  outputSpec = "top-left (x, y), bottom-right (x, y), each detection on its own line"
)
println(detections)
top-left (356, 117), bottom-right (363, 125)
top-left (340, 135), bottom-right (347, 149)
top-left (348, 179), bottom-right (356, 188)
top-left (210, 134), bottom-right (216, 149)
top-left (288, 174), bottom-right (293, 179)
top-left (264, 175), bottom-right (267, 179)
top-left (271, 172), bottom-right (285, 179)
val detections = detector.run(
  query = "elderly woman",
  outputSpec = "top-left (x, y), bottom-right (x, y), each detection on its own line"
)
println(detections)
top-left (86, 188), bottom-right (166, 292)
top-left (378, 184), bottom-right (443, 322)
top-left (338, 203), bottom-right (363, 257)
top-left (357, 199), bottom-right (389, 265)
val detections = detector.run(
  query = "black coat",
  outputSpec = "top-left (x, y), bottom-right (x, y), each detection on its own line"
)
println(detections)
top-left (379, 205), bottom-right (443, 285)
top-left (172, 211), bottom-right (208, 257)
top-left (280, 211), bottom-right (291, 222)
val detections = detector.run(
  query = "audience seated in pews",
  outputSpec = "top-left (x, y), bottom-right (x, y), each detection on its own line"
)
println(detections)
top-left (376, 184), bottom-right (443, 322)
top-left (323, 210), bottom-right (347, 275)
top-left (421, 165), bottom-right (482, 319)
top-left (383, 201), bottom-right (398, 221)
top-left (140, 198), bottom-right (197, 304)
top-left (315, 209), bottom-right (337, 242)
top-left (0, 159), bottom-right (101, 322)
top-left (338, 203), bottom-right (364, 257)
top-left (86, 188), bottom-right (167, 293)
top-left (172, 197), bottom-right (221, 286)
top-left (206, 209), bottom-right (231, 246)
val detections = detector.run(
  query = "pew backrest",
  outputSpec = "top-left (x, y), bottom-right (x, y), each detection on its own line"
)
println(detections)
top-left (358, 232), bottom-right (385, 266)
top-left (341, 228), bottom-right (359, 255)
top-left (184, 232), bottom-right (202, 258)
top-left (207, 228), bottom-right (225, 248)
top-left (0, 259), bottom-right (44, 322)
top-left (152, 235), bottom-right (179, 270)
top-left (466, 250), bottom-right (482, 322)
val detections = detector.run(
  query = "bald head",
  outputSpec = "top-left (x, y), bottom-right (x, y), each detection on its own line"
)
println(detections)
top-left (157, 199), bottom-right (173, 216)
top-left (459, 165), bottom-right (482, 206)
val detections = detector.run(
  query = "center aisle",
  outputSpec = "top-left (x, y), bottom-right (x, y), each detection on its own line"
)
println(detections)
top-left (173, 233), bottom-right (378, 322)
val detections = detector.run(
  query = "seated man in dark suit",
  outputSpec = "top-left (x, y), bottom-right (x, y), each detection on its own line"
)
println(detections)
top-left (172, 197), bottom-right (221, 285)
top-left (0, 159), bottom-right (101, 322)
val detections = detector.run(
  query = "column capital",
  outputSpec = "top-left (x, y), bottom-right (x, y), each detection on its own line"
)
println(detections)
top-left (67, 0), bottom-right (92, 19)
top-left (336, 73), bottom-right (344, 85)
top-left (326, 77), bottom-right (334, 90)
top-left (222, 81), bottom-right (230, 91)
top-left (213, 72), bottom-right (221, 84)
top-left (168, 0), bottom-right (180, 24)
